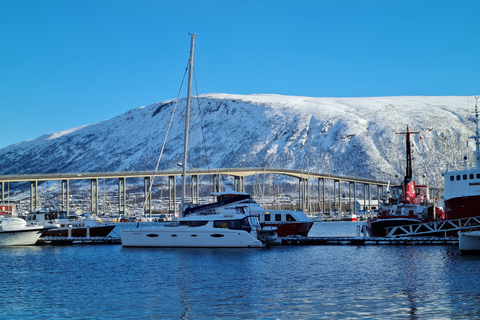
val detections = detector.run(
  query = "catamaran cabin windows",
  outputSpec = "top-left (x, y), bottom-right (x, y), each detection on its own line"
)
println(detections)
top-left (275, 214), bottom-right (282, 221)
top-left (264, 213), bottom-right (271, 221)
top-left (286, 214), bottom-right (296, 222)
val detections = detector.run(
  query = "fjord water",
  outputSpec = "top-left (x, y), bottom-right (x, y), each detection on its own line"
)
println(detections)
top-left (2, 222), bottom-right (480, 319)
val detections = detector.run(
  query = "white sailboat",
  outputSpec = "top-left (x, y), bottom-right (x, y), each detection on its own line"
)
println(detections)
top-left (121, 34), bottom-right (273, 248)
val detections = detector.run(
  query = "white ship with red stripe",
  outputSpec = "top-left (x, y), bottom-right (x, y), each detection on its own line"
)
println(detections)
top-left (444, 96), bottom-right (480, 220)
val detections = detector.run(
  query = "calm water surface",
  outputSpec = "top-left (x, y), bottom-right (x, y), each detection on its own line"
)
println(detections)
top-left (1, 222), bottom-right (480, 319)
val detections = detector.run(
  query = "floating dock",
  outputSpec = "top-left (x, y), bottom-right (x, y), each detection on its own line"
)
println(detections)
top-left (281, 236), bottom-right (459, 246)
top-left (37, 236), bottom-right (121, 245)
top-left (35, 236), bottom-right (459, 246)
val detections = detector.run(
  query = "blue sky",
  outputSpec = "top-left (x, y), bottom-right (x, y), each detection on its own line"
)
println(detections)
top-left (1, 0), bottom-right (480, 149)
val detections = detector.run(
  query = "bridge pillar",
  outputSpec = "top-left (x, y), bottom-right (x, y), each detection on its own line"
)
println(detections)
top-left (298, 178), bottom-right (308, 212)
top-left (144, 177), bottom-right (152, 216)
top-left (333, 180), bottom-right (338, 213)
top-left (118, 178), bottom-right (126, 216)
top-left (61, 180), bottom-right (70, 214)
top-left (191, 175), bottom-right (199, 204)
top-left (318, 178), bottom-right (325, 214)
top-left (91, 179), bottom-right (98, 215)
top-left (213, 174), bottom-right (221, 194)
top-left (169, 176), bottom-right (176, 216)
top-left (234, 176), bottom-right (244, 193)
top-left (348, 182), bottom-right (352, 212)
top-left (353, 182), bottom-right (357, 213)
top-left (30, 181), bottom-right (38, 213)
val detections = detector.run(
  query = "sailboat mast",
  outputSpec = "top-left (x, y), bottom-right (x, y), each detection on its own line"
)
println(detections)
top-left (181, 33), bottom-right (195, 216)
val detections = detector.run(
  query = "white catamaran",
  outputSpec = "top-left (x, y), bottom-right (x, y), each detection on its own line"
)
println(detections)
top-left (121, 34), bottom-right (276, 248)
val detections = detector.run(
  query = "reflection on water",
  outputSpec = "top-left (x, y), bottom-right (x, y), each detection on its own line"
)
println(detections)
top-left (1, 222), bottom-right (480, 319)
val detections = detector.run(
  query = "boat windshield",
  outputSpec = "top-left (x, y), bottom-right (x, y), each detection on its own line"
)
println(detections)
top-left (213, 217), bottom-right (253, 232)
top-left (249, 216), bottom-right (261, 228)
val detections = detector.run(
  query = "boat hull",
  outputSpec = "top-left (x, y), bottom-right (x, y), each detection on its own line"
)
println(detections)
top-left (0, 228), bottom-right (44, 246)
top-left (459, 230), bottom-right (480, 254)
top-left (121, 226), bottom-right (263, 248)
top-left (264, 221), bottom-right (313, 237)
top-left (42, 225), bottom-right (116, 238)
top-left (366, 217), bottom-right (423, 237)
top-left (444, 195), bottom-right (480, 220)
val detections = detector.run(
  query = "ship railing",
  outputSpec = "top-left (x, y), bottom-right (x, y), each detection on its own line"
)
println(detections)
top-left (384, 216), bottom-right (480, 237)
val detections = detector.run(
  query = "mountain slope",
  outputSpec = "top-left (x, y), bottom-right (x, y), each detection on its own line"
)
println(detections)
top-left (0, 94), bottom-right (476, 187)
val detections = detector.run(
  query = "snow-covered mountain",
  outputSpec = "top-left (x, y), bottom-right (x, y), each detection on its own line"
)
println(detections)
top-left (0, 94), bottom-right (477, 187)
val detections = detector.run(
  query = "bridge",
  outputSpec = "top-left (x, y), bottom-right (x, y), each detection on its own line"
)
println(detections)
top-left (0, 168), bottom-right (442, 216)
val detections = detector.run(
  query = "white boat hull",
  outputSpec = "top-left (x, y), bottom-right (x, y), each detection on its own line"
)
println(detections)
top-left (0, 228), bottom-right (44, 246)
top-left (459, 230), bottom-right (480, 254)
top-left (121, 226), bottom-right (263, 248)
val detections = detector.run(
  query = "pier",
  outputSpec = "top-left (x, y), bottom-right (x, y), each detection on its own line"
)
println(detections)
top-left (37, 236), bottom-right (121, 245)
top-left (35, 234), bottom-right (459, 246)
top-left (280, 236), bottom-right (458, 246)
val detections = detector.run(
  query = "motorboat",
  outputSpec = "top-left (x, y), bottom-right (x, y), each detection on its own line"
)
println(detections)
top-left (25, 211), bottom-right (116, 238)
top-left (458, 229), bottom-right (480, 254)
top-left (121, 34), bottom-right (277, 248)
top-left (443, 96), bottom-right (480, 221)
top-left (121, 209), bottom-right (276, 248)
top-left (0, 217), bottom-right (46, 246)
top-left (365, 126), bottom-right (443, 237)
top-left (185, 188), bottom-right (313, 237)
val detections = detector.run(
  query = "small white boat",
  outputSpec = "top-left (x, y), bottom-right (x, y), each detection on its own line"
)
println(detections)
top-left (458, 230), bottom-right (480, 254)
top-left (0, 217), bottom-right (46, 246)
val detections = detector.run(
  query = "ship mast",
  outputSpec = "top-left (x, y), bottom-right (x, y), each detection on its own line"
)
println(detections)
top-left (181, 33), bottom-right (195, 217)
top-left (472, 96), bottom-right (480, 170)
top-left (397, 126), bottom-right (419, 186)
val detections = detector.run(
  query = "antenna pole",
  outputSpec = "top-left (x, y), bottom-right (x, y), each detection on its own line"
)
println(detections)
top-left (474, 96), bottom-right (480, 169)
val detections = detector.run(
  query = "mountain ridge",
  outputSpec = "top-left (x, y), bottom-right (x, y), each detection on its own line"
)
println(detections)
top-left (0, 93), bottom-right (476, 188)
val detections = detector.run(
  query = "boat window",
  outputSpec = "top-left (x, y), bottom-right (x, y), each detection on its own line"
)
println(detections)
top-left (463, 174), bottom-right (468, 180)
top-left (180, 221), bottom-right (208, 227)
top-left (275, 214), bottom-right (282, 221)
top-left (450, 176), bottom-right (454, 181)
top-left (146, 234), bottom-right (159, 237)
top-left (286, 214), bottom-right (296, 222)
top-left (210, 234), bottom-right (225, 238)
top-left (214, 218), bottom-right (251, 232)
top-left (477, 174), bottom-right (480, 179)
top-left (264, 213), bottom-right (271, 221)
top-left (470, 174), bottom-right (475, 179)
top-left (456, 175), bottom-right (461, 180)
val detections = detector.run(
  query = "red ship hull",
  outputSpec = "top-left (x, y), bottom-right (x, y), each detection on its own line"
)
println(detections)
top-left (444, 196), bottom-right (480, 220)
top-left (264, 221), bottom-right (314, 237)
